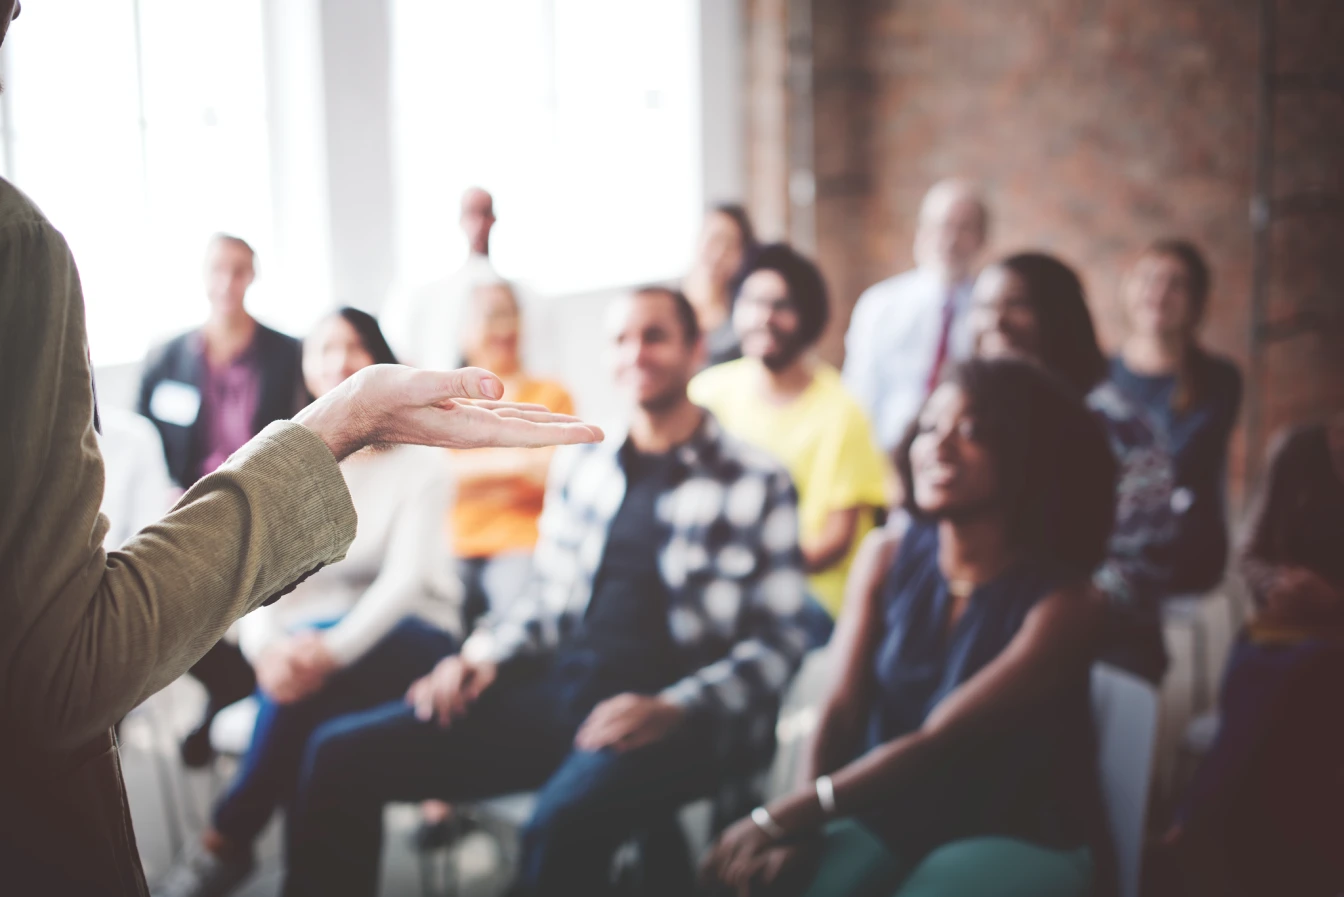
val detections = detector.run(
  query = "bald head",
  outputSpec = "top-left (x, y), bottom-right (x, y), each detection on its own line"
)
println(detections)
top-left (460, 187), bottom-right (496, 257)
top-left (913, 178), bottom-right (989, 283)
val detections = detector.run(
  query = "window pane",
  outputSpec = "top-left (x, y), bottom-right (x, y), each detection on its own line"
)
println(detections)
top-left (1, 0), bottom-right (272, 366)
top-left (136, 0), bottom-right (274, 358)
top-left (390, 0), bottom-right (700, 295)
top-left (3, 0), bottom-right (147, 365)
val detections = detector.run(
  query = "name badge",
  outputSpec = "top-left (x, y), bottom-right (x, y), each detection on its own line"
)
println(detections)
top-left (149, 380), bottom-right (201, 427)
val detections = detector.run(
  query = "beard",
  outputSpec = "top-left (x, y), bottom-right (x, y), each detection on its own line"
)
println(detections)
top-left (749, 329), bottom-right (808, 373)
top-left (638, 381), bottom-right (690, 415)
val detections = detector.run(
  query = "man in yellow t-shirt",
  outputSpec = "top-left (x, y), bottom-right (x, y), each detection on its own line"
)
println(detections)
top-left (690, 243), bottom-right (889, 616)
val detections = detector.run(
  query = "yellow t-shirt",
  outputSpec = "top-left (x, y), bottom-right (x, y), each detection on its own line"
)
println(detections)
top-left (690, 359), bottom-right (890, 615)
top-left (450, 377), bottom-right (574, 559)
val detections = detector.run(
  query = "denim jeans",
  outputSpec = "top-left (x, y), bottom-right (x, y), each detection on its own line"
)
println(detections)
top-left (281, 652), bottom-right (721, 897)
top-left (212, 619), bottom-right (456, 844)
top-left (458, 551), bottom-right (534, 628)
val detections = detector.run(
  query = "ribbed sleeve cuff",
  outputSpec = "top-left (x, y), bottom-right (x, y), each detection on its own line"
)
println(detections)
top-left (214, 420), bottom-right (358, 589)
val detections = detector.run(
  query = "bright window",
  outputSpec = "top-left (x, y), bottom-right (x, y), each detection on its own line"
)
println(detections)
top-left (389, 0), bottom-right (702, 295)
top-left (0, 0), bottom-right (273, 366)
top-left (0, 1), bottom-right (707, 361)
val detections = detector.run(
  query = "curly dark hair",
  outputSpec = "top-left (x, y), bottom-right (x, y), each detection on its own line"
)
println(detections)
top-left (894, 357), bottom-right (1118, 579)
top-left (736, 242), bottom-right (830, 350)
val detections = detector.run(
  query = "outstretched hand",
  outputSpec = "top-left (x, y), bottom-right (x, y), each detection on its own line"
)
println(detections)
top-left (296, 365), bottom-right (604, 461)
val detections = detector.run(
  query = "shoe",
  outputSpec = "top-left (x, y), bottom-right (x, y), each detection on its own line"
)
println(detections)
top-left (180, 726), bottom-right (215, 769)
top-left (411, 813), bottom-right (476, 852)
top-left (152, 845), bottom-right (254, 897)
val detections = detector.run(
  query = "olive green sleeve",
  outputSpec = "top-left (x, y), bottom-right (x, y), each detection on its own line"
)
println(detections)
top-left (0, 204), bottom-right (357, 753)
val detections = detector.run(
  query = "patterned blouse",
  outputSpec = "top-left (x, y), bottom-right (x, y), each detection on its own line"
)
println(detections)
top-left (1088, 382), bottom-right (1179, 612)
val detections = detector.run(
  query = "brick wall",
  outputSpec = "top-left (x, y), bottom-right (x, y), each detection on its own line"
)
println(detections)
top-left (743, 0), bottom-right (1344, 502)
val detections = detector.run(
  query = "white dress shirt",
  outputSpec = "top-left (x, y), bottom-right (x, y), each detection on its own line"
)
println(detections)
top-left (842, 266), bottom-right (976, 452)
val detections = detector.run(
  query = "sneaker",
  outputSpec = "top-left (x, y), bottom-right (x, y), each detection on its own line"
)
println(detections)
top-left (152, 845), bottom-right (254, 897)
top-left (179, 726), bottom-right (215, 769)
top-left (411, 812), bottom-right (477, 852)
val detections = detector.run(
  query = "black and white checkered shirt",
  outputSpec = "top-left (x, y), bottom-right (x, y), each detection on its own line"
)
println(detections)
top-left (461, 411), bottom-right (810, 758)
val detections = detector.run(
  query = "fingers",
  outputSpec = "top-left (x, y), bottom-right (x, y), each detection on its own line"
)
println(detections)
top-left (406, 676), bottom-right (425, 708)
top-left (449, 407), bottom-right (604, 449)
top-left (456, 400), bottom-right (551, 412)
top-left (462, 663), bottom-right (497, 704)
top-left (434, 664), bottom-right (466, 727)
top-left (487, 408), bottom-right (586, 424)
top-left (574, 699), bottom-right (622, 751)
top-left (423, 367), bottom-right (505, 402)
top-left (408, 677), bottom-right (438, 722)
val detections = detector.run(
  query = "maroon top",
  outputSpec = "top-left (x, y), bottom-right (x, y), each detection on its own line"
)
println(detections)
top-left (194, 333), bottom-right (263, 479)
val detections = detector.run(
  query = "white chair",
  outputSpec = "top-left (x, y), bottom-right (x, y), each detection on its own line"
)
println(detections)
top-left (209, 695), bottom-right (261, 758)
top-left (1091, 663), bottom-right (1160, 897)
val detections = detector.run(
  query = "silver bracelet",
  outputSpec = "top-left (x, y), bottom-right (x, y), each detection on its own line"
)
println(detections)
top-left (815, 774), bottom-right (837, 816)
top-left (750, 806), bottom-right (788, 841)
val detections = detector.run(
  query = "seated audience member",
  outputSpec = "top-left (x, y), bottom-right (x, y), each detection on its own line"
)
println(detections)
top-left (451, 280), bottom-right (573, 623)
top-left (701, 358), bottom-right (1118, 897)
top-left (969, 252), bottom-right (1178, 682)
top-left (844, 179), bottom-right (988, 453)
top-left (1111, 239), bottom-right (1241, 594)
top-left (692, 244), bottom-right (888, 619)
top-left (683, 203), bottom-right (759, 367)
top-left (279, 287), bottom-right (809, 897)
top-left (97, 407), bottom-right (174, 550)
top-left (154, 309), bottom-right (462, 897)
top-left (1153, 418), bottom-right (1344, 897)
top-left (137, 233), bottom-right (308, 764)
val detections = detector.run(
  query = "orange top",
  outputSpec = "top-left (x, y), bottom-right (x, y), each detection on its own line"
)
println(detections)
top-left (450, 377), bottom-right (574, 559)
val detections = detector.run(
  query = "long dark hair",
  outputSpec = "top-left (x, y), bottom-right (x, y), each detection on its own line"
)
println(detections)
top-left (998, 252), bottom-right (1108, 394)
top-left (894, 358), bottom-right (1118, 579)
top-left (1144, 238), bottom-right (1212, 414)
top-left (1243, 422), bottom-right (1344, 589)
top-left (333, 307), bottom-right (398, 366)
top-left (710, 203), bottom-right (760, 296)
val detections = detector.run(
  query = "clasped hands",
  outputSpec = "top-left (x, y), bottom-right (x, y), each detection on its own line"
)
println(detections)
top-left (404, 655), bottom-right (685, 753)
top-left (256, 630), bottom-right (339, 704)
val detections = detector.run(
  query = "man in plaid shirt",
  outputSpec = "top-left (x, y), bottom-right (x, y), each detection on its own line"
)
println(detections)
top-left (282, 287), bottom-right (809, 897)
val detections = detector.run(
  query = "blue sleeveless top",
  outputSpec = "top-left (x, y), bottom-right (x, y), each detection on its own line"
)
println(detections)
top-left (861, 520), bottom-right (1108, 864)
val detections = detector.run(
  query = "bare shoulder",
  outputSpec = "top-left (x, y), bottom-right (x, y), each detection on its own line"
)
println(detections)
top-left (851, 519), bottom-right (906, 594)
top-left (1029, 579), bottom-right (1107, 637)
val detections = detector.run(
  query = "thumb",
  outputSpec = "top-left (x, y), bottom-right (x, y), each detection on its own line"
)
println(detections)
top-left (426, 367), bottom-right (504, 403)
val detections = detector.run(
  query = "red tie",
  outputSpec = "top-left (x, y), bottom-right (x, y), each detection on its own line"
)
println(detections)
top-left (925, 288), bottom-right (957, 396)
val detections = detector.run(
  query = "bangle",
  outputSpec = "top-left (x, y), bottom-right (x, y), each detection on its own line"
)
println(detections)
top-left (750, 806), bottom-right (788, 841)
top-left (815, 775), bottom-right (837, 816)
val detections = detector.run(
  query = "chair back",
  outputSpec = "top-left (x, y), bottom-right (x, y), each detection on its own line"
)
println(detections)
top-left (1090, 663), bottom-right (1159, 897)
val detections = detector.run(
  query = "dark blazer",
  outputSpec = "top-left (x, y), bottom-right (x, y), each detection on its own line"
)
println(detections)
top-left (137, 323), bottom-right (307, 487)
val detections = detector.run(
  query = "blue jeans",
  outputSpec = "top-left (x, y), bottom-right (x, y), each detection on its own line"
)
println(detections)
top-left (280, 653), bottom-right (721, 897)
top-left (212, 619), bottom-right (456, 844)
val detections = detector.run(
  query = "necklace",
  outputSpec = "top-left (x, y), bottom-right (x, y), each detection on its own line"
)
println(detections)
top-left (947, 578), bottom-right (976, 599)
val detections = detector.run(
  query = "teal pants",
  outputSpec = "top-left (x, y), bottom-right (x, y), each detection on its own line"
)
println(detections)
top-left (800, 819), bottom-right (1092, 897)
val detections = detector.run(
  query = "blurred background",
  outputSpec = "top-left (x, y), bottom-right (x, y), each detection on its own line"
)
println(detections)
top-left (1, 0), bottom-right (1340, 501)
